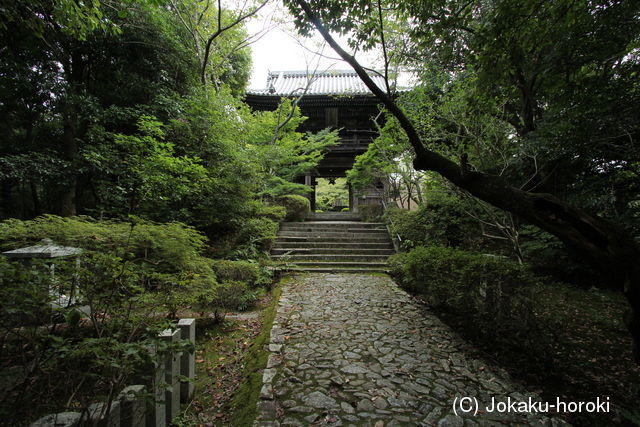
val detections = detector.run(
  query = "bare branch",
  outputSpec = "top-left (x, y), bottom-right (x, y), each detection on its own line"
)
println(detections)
top-left (201, 0), bottom-right (270, 87)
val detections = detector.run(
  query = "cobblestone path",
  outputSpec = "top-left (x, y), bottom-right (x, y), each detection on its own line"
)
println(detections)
top-left (254, 273), bottom-right (569, 427)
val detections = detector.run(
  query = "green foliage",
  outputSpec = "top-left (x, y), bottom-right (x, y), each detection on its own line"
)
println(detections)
top-left (211, 260), bottom-right (272, 288)
top-left (0, 245), bottom-right (195, 424)
top-left (0, 258), bottom-right (53, 327)
top-left (245, 100), bottom-right (340, 199)
top-left (212, 217), bottom-right (280, 260)
top-left (255, 204), bottom-right (287, 223)
top-left (388, 246), bottom-right (541, 349)
top-left (0, 215), bottom-right (212, 276)
top-left (239, 217), bottom-right (279, 250)
top-left (198, 281), bottom-right (259, 322)
top-left (162, 89), bottom-right (261, 236)
top-left (0, 0), bottom-right (258, 230)
top-left (167, 0), bottom-right (254, 94)
top-left (315, 178), bottom-right (349, 211)
top-left (85, 115), bottom-right (210, 217)
top-left (358, 204), bottom-right (383, 222)
top-left (0, 0), bottom-right (120, 41)
top-left (386, 193), bottom-right (480, 250)
top-left (518, 225), bottom-right (603, 289)
top-left (0, 214), bottom-right (277, 424)
top-left (275, 195), bottom-right (310, 222)
top-left (348, 127), bottom-right (425, 209)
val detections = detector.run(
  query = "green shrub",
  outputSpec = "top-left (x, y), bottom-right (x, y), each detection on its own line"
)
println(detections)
top-left (385, 207), bottom-right (428, 248)
top-left (0, 216), bottom-right (297, 424)
top-left (388, 246), bottom-right (540, 348)
top-left (210, 259), bottom-right (271, 288)
top-left (257, 204), bottom-right (287, 223)
top-left (0, 215), bottom-right (213, 276)
top-left (386, 194), bottom-right (480, 250)
top-left (519, 225), bottom-right (602, 288)
top-left (359, 204), bottom-right (383, 222)
top-left (198, 280), bottom-right (259, 322)
top-left (0, 253), bottom-right (193, 425)
top-left (275, 195), bottom-right (310, 222)
top-left (237, 217), bottom-right (279, 251)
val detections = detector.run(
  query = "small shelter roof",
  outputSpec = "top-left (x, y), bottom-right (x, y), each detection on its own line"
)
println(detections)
top-left (2, 239), bottom-right (83, 259)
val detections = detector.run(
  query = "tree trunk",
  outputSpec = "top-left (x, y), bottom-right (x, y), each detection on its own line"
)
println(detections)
top-left (60, 101), bottom-right (78, 217)
top-left (59, 49), bottom-right (85, 217)
top-left (30, 180), bottom-right (41, 217)
top-left (296, 0), bottom-right (640, 364)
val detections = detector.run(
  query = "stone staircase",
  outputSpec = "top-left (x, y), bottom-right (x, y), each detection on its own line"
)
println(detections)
top-left (270, 214), bottom-right (394, 273)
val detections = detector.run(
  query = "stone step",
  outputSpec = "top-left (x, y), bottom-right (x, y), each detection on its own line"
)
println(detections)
top-left (278, 233), bottom-right (389, 243)
top-left (287, 261), bottom-right (389, 274)
top-left (304, 212), bottom-right (361, 221)
top-left (271, 219), bottom-right (394, 273)
top-left (287, 267), bottom-right (388, 273)
top-left (272, 254), bottom-right (390, 262)
top-left (276, 238), bottom-right (390, 245)
top-left (278, 230), bottom-right (388, 237)
top-left (273, 242), bottom-right (393, 249)
top-left (278, 231), bottom-right (389, 237)
top-left (271, 248), bottom-right (394, 256)
top-left (280, 222), bottom-right (385, 230)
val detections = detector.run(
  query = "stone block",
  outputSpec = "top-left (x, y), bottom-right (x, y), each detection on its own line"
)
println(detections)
top-left (148, 358), bottom-right (166, 427)
top-left (133, 347), bottom-right (165, 427)
top-left (160, 328), bottom-right (181, 424)
top-left (178, 318), bottom-right (196, 402)
top-left (118, 385), bottom-right (146, 427)
top-left (29, 413), bottom-right (82, 427)
top-left (87, 400), bottom-right (121, 427)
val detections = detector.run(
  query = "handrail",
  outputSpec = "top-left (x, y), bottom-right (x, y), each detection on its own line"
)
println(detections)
top-left (380, 199), bottom-right (402, 250)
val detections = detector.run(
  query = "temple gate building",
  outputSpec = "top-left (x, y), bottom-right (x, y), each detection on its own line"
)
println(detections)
top-left (245, 70), bottom-right (390, 212)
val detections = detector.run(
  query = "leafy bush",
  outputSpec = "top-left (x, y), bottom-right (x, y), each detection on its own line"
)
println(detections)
top-left (207, 201), bottom-right (285, 259)
top-left (519, 225), bottom-right (605, 288)
top-left (236, 217), bottom-right (279, 251)
top-left (210, 259), bottom-right (272, 288)
top-left (198, 281), bottom-right (260, 322)
top-left (257, 204), bottom-right (287, 223)
top-left (275, 195), bottom-right (310, 222)
top-left (358, 204), bottom-right (383, 222)
top-left (0, 253), bottom-right (192, 425)
top-left (0, 215), bottom-right (274, 425)
top-left (388, 246), bottom-right (542, 349)
top-left (386, 194), bottom-right (481, 250)
top-left (0, 215), bottom-right (224, 422)
top-left (0, 215), bottom-right (213, 277)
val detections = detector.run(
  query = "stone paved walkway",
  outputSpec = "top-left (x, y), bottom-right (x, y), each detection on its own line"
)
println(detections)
top-left (254, 273), bottom-right (569, 427)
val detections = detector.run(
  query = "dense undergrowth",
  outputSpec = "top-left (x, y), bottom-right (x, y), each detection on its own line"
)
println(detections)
top-left (385, 196), bottom-right (640, 426)
top-left (0, 213), bottom-right (290, 426)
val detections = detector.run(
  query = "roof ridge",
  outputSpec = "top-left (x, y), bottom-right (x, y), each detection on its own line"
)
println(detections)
top-left (248, 70), bottom-right (388, 97)
top-left (267, 70), bottom-right (380, 76)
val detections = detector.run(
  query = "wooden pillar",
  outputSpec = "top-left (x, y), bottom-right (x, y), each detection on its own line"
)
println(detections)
top-left (305, 175), bottom-right (316, 212)
top-left (348, 182), bottom-right (354, 212)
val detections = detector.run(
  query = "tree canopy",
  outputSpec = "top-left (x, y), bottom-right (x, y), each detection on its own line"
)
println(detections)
top-left (288, 0), bottom-right (640, 363)
top-left (0, 0), bottom-right (337, 241)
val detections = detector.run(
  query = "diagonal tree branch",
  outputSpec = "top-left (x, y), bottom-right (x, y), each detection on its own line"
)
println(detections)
top-left (201, 0), bottom-right (269, 87)
top-left (294, 0), bottom-right (640, 364)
